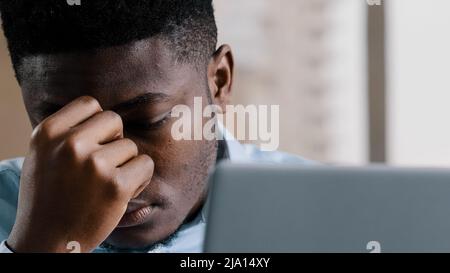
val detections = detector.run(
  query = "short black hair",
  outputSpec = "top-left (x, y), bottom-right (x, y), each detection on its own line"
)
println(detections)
top-left (0, 0), bottom-right (217, 75)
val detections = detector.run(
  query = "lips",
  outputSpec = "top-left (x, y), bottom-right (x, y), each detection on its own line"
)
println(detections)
top-left (117, 201), bottom-right (155, 228)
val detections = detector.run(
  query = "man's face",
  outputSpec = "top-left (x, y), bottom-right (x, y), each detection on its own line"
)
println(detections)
top-left (17, 38), bottom-right (226, 249)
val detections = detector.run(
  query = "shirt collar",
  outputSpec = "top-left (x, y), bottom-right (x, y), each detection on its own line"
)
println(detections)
top-left (216, 122), bottom-right (248, 162)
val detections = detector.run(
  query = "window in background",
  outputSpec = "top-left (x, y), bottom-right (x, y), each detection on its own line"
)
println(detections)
top-left (387, 0), bottom-right (450, 167)
top-left (214, 0), bottom-right (367, 164)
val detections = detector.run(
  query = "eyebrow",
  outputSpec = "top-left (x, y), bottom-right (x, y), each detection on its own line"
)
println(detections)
top-left (111, 92), bottom-right (171, 112)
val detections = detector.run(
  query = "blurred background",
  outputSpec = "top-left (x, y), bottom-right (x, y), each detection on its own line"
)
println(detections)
top-left (1, 0), bottom-right (449, 167)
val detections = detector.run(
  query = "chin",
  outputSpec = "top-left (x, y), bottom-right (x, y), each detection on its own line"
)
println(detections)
top-left (105, 209), bottom-right (182, 250)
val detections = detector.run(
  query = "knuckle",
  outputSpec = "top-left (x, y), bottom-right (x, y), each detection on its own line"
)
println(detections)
top-left (86, 152), bottom-right (109, 175)
top-left (60, 134), bottom-right (85, 156)
top-left (78, 96), bottom-right (102, 111)
top-left (103, 110), bottom-right (122, 125)
top-left (122, 138), bottom-right (138, 154)
top-left (141, 154), bottom-right (154, 166)
top-left (105, 175), bottom-right (126, 199)
top-left (102, 111), bottom-right (123, 135)
top-left (32, 119), bottom-right (57, 141)
top-left (140, 154), bottom-right (155, 172)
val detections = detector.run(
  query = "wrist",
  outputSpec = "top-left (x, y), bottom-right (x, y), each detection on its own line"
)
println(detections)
top-left (7, 228), bottom-right (75, 253)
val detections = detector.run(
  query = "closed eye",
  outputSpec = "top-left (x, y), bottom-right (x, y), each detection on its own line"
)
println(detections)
top-left (125, 111), bottom-right (172, 131)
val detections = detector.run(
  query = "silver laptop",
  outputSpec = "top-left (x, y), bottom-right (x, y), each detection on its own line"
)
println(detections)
top-left (204, 163), bottom-right (450, 253)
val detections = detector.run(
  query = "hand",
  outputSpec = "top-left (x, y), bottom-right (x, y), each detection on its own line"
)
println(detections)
top-left (7, 96), bottom-right (154, 253)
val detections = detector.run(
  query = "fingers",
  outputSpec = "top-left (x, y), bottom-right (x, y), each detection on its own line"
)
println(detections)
top-left (92, 138), bottom-right (138, 168)
top-left (32, 95), bottom-right (155, 202)
top-left (37, 96), bottom-right (102, 139)
top-left (70, 110), bottom-right (124, 146)
top-left (117, 154), bottom-right (154, 199)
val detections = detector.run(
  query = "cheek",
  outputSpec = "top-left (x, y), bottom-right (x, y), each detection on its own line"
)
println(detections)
top-left (135, 130), bottom-right (216, 198)
top-left (127, 108), bottom-right (217, 204)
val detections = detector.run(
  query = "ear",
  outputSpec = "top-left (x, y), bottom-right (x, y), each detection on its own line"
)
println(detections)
top-left (207, 44), bottom-right (234, 112)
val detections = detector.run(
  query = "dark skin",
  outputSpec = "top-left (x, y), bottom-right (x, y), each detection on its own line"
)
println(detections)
top-left (6, 38), bottom-right (234, 252)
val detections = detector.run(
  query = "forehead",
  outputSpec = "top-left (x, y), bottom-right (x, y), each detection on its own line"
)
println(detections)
top-left (18, 38), bottom-right (198, 107)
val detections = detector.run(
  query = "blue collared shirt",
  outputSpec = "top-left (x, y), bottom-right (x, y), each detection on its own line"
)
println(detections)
top-left (0, 130), bottom-right (312, 253)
